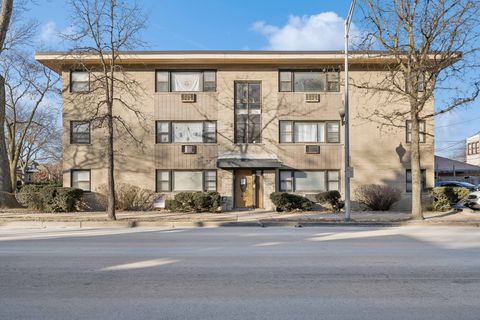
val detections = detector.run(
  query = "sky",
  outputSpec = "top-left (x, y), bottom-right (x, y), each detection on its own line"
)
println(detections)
top-left (27, 0), bottom-right (480, 159)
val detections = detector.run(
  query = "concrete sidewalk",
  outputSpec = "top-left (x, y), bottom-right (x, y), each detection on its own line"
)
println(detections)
top-left (1, 208), bottom-right (479, 228)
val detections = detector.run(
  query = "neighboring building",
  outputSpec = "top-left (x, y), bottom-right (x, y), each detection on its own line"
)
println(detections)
top-left (466, 132), bottom-right (480, 166)
top-left (435, 155), bottom-right (480, 185)
top-left (35, 51), bottom-right (435, 210)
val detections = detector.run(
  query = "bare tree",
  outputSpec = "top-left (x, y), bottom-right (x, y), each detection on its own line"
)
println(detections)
top-left (64, 0), bottom-right (147, 220)
top-left (3, 50), bottom-right (59, 190)
top-left (0, 0), bottom-right (14, 202)
top-left (357, 0), bottom-right (480, 219)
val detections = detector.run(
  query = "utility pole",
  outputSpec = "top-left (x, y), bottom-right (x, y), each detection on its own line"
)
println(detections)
top-left (344, 0), bottom-right (356, 222)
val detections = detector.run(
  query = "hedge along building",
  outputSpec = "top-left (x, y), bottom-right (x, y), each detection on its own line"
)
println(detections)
top-left (35, 51), bottom-right (434, 211)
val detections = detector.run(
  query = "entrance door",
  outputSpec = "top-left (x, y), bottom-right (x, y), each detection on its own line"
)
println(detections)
top-left (235, 170), bottom-right (254, 208)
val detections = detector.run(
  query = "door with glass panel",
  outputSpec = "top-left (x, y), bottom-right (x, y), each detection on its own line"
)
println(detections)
top-left (234, 82), bottom-right (262, 144)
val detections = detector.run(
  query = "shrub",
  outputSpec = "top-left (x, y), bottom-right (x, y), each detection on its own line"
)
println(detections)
top-left (316, 190), bottom-right (344, 212)
top-left (19, 185), bottom-right (83, 212)
top-left (166, 192), bottom-right (222, 212)
top-left (98, 183), bottom-right (156, 211)
top-left (354, 184), bottom-right (401, 211)
top-left (270, 192), bottom-right (313, 212)
top-left (429, 187), bottom-right (470, 211)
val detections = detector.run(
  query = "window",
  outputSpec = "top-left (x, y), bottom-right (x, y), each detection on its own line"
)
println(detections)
top-left (156, 170), bottom-right (171, 192)
top-left (155, 121), bottom-right (216, 144)
top-left (71, 170), bottom-right (90, 191)
top-left (326, 122), bottom-right (340, 143)
top-left (327, 171), bottom-right (340, 191)
top-left (279, 170), bottom-right (339, 192)
top-left (279, 70), bottom-right (340, 92)
top-left (70, 121), bottom-right (90, 144)
top-left (406, 169), bottom-right (427, 192)
top-left (406, 120), bottom-right (426, 143)
top-left (155, 70), bottom-right (216, 92)
top-left (279, 121), bottom-right (340, 143)
top-left (280, 171), bottom-right (293, 192)
top-left (172, 122), bottom-right (203, 143)
top-left (70, 71), bottom-right (89, 92)
top-left (235, 82), bottom-right (262, 143)
top-left (156, 170), bottom-right (217, 192)
top-left (204, 171), bottom-right (217, 191)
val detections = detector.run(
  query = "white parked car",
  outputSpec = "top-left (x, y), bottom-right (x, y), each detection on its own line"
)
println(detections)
top-left (436, 181), bottom-right (480, 210)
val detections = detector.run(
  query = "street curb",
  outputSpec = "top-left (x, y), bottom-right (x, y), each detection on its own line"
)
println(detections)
top-left (1, 219), bottom-right (480, 229)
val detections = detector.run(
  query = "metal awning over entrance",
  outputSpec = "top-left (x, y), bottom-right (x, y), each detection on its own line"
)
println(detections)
top-left (217, 152), bottom-right (282, 169)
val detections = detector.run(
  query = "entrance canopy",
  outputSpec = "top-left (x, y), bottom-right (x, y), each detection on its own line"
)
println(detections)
top-left (217, 152), bottom-right (282, 169)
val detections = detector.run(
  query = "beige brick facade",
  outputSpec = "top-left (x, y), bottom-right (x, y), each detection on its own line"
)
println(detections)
top-left (36, 51), bottom-right (434, 211)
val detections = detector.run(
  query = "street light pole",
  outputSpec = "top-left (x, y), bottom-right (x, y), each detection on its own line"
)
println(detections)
top-left (344, 0), bottom-right (356, 222)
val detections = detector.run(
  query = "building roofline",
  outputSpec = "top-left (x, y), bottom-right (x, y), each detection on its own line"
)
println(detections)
top-left (35, 50), bottom-right (457, 73)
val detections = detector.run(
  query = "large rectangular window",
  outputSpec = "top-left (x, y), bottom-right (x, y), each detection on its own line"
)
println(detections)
top-left (406, 120), bottom-right (426, 143)
top-left (71, 170), bottom-right (90, 191)
top-left (406, 169), bottom-right (427, 193)
top-left (279, 121), bottom-right (340, 143)
top-left (235, 82), bottom-right (262, 144)
top-left (155, 121), bottom-right (216, 144)
top-left (279, 170), bottom-right (340, 192)
top-left (279, 70), bottom-right (340, 92)
top-left (70, 121), bottom-right (90, 144)
top-left (156, 170), bottom-right (217, 192)
top-left (155, 70), bottom-right (216, 92)
top-left (70, 71), bottom-right (89, 92)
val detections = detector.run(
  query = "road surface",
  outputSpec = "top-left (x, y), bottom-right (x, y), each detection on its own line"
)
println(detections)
top-left (1, 226), bottom-right (479, 319)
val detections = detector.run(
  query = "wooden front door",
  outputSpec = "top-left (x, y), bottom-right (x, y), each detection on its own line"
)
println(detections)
top-left (235, 170), bottom-right (254, 208)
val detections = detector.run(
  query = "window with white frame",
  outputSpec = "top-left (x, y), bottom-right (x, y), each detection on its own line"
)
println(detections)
top-left (279, 70), bottom-right (340, 92)
top-left (156, 170), bottom-right (217, 192)
top-left (279, 121), bottom-right (340, 143)
top-left (279, 170), bottom-right (340, 192)
top-left (406, 120), bottom-right (426, 143)
top-left (71, 170), bottom-right (90, 191)
top-left (155, 121), bottom-right (216, 144)
top-left (70, 121), bottom-right (90, 144)
top-left (155, 70), bottom-right (216, 92)
top-left (70, 71), bottom-right (89, 92)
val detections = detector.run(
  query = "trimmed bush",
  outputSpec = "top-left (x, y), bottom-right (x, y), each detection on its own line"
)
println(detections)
top-left (98, 183), bottom-right (156, 211)
top-left (270, 192), bottom-right (313, 212)
top-left (429, 187), bottom-right (470, 211)
top-left (19, 185), bottom-right (83, 212)
top-left (354, 184), bottom-right (401, 211)
top-left (316, 190), bottom-right (344, 212)
top-left (166, 192), bottom-right (221, 212)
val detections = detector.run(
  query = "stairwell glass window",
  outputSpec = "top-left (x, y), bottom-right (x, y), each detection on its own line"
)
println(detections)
top-left (279, 70), bottom-right (340, 92)
top-left (235, 82), bottom-right (262, 144)
top-left (71, 170), bottom-right (90, 191)
top-left (70, 71), bottom-right (89, 92)
top-left (155, 71), bottom-right (216, 92)
top-left (406, 120), bottom-right (426, 143)
top-left (70, 121), bottom-right (90, 144)
top-left (155, 121), bottom-right (216, 143)
top-left (279, 121), bottom-right (340, 143)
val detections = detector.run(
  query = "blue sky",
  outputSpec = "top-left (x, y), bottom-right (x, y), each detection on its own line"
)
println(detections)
top-left (29, 0), bottom-right (479, 159)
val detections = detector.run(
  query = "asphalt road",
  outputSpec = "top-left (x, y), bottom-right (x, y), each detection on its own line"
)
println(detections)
top-left (1, 226), bottom-right (480, 320)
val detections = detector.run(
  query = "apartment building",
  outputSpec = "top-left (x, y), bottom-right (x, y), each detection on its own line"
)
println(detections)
top-left (466, 133), bottom-right (480, 166)
top-left (35, 51), bottom-right (434, 210)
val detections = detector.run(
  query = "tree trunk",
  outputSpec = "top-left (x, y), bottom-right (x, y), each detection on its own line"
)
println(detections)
top-left (106, 103), bottom-right (116, 220)
top-left (410, 112), bottom-right (423, 220)
top-left (0, 75), bottom-right (12, 193)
